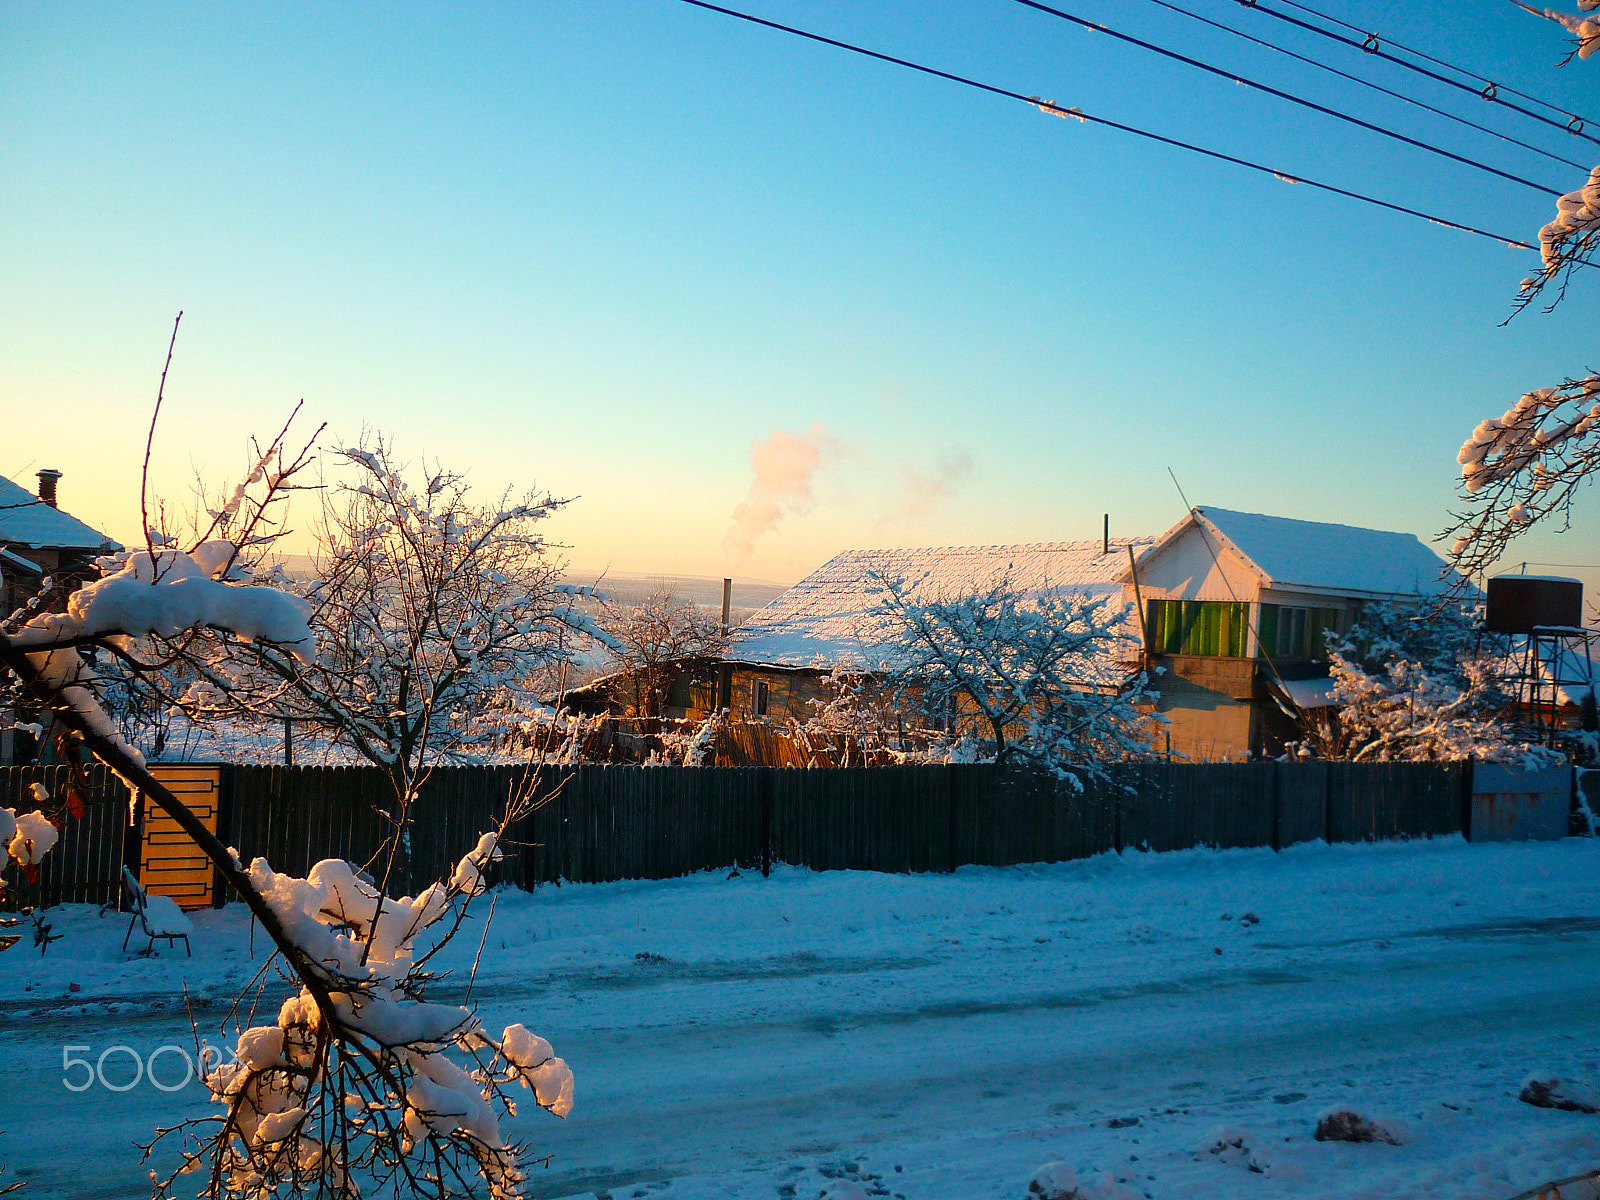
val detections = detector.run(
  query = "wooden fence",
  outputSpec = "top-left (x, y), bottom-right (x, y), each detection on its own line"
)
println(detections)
top-left (0, 763), bottom-right (132, 908)
top-left (1, 759), bottom-right (1477, 907)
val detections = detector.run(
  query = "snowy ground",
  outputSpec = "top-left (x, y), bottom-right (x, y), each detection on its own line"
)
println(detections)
top-left (3, 836), bottom-right (1600, 1200)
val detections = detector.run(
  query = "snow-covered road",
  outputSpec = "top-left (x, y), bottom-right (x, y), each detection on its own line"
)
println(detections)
top-left (4, 836), bottom-right (1600, 1199)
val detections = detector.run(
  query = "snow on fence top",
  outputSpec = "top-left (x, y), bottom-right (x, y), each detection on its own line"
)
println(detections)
top-left (1172, 507), bottom-right (1459, 599)
top-left (728, 539), bottom-right (1153, 669)
top-left (0, 473), bottom-right (120, 552)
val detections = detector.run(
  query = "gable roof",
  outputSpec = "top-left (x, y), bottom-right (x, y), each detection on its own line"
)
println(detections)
top-left (0, 474), bottom-right (119, 553)
top-left (727, 539), bottom-right (1151, 669)
top-left (1134, 507), bottom-right (1459, 600)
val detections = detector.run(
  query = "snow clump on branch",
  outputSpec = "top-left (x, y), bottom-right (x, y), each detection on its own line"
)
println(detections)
top-left (181, 832), bottom-right (574, 1198)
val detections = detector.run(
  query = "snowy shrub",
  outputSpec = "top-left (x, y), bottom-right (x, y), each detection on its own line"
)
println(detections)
top-left (1294, 600), bottom-right (1561, 766)
top-left (1313, 1108), bottom-right (1406, 1145)
top-left (1519, 1073), bottom-right (1600, 1113)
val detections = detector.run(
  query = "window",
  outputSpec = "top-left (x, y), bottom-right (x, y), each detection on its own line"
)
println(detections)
top-left (753, 678), bottom-right (770, 717)
top-left (1146, 600), bottom-right (1250, 657)
top-left (1257, 604), bottom-right (1346, 659)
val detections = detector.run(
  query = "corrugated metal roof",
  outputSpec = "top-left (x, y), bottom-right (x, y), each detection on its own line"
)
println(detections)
top-left (727, 539), bottom-right (1151, 669)
top-left (0, 473), bottom-right (119, 552)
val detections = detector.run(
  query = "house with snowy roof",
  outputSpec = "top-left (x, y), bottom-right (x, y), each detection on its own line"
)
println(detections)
top-left (719, 538), bottom-right (1151, 727)
top-left (712, 507), bottom-right (1463, 763)
top-left (1, 469), bottom-right (121, 762)
top-left (0, 469), bottom-right (119, 613)
top-left (1124, 507), bottom-right (1461, 760)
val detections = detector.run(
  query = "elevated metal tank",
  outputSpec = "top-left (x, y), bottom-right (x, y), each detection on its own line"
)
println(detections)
top-left (1486, 574), bottom-right (1584, 633)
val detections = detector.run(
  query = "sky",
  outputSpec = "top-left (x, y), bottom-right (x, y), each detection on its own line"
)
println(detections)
top-left (3, 0), bottom-right (1600, 592)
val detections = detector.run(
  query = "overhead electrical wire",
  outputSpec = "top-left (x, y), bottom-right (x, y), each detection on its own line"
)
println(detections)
top-left (1009, 0), bottom-right (1560, 196)
top-left (672, 0), bottom-right (1537, 249)
top-left (1140, 0), bottom-right (1591, 172)
top-left (1240, 0), bottom-right (1600, 148)
top-left (1269, 0), bottom-right (1597, 127)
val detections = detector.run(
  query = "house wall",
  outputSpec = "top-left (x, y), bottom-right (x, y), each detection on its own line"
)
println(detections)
top-left (1147, 654), bottom-right (1257, 762)
top-left (728, 667), bottom-right (831, 723)
top-left (1132, 525), bottom-right (1262, 605)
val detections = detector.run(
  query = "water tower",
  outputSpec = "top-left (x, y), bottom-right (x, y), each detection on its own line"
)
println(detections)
top-left (1487, 574), bottom-right (1597, 744)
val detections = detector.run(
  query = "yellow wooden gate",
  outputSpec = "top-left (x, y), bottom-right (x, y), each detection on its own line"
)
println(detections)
top-left (139, 764), bottom-right (222, 911)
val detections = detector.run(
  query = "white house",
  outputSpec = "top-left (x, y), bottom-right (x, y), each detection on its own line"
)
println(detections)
top-left (686, 507), bottom-right (1463, 762)
top-left (1124, 507), bottom-right (1461, 760)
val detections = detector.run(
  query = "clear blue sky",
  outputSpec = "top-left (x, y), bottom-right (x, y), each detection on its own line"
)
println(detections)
top-left (4, 0), bottom-right (1598, 590)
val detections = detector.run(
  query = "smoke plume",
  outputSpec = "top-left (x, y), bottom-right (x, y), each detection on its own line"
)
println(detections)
top-left (895, 449), bottom-right (973, 521)
top-left (722, 423), bottom-right (840, 563)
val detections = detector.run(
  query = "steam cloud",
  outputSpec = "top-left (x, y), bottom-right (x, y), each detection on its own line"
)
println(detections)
top-left (722, 423), bottom-right (841, 563)
top-left (895, 449), bottom-right (973, 520)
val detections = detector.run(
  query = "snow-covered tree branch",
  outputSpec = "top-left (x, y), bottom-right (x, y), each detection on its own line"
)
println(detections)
top-left (1294, 600), bottom-right (1561, 766)
top-left (1446, 12), bottom-right (1600, 577)
top-left (867, 571), bottom-right (1158, 786)
top-left (2, 392), bottom-right (575, 1196)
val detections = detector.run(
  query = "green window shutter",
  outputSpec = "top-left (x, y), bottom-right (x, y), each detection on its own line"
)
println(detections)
top-left (1258, 604), bottom-right (1279, 659)
top-left (1227, 602), bottom-right (1250, 658)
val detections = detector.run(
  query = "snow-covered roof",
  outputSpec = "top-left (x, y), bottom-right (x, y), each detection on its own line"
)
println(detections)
top-left (1274, 677), bottom-right (1339, 710)
top-left (1137, 507), bottom-right (1459, 600)
top-left (0, 474), bottom-right (118, 552)
top-left (728, 539), bottom-right (1152, 669)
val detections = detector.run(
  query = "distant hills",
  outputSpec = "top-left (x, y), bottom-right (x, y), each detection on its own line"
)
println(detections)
top-left (260, 554), bottom-right (787, 613)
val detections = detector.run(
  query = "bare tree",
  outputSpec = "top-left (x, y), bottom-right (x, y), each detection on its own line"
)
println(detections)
top-left (2, 396), bottom-right (576, 1197)
top-left (97, 435), bottom-right (617, 888)
top-left (869, 571), bottom-right (1157, 785)
top-left (600, 590), bottom-right (727, 719)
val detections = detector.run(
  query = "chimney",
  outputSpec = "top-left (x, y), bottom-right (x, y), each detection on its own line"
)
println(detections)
top-left (721, 577), bottom-right (733, 634)
top-left (36, 469), bottom-right (62, 508)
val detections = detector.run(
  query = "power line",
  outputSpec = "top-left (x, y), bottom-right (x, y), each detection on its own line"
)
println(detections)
top-left (1241, 0), bottom-right (1600, 149)
top-left (1011, 0), bottom-right (1560, 196)
top-left (672, 0), bottom-right (1537, 249)
top-left (1141, 0), bottom-right (1591, 172)
top-left (1272, 0), bottom-right (1596, 127)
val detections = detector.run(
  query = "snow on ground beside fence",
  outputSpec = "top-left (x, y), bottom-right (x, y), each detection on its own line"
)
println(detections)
top-left (4, 835), bottom-right (1600, 1198)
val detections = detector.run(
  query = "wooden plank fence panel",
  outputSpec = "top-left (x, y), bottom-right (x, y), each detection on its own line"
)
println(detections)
top-left (1274, 762), bottom-right (1328, 847)
top-left (7, 757), bottom-right (1477, 903)
top-left (0, 764), bottom-right (130, 908)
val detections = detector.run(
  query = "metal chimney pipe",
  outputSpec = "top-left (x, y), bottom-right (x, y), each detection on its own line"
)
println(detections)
top-left (721, 577), bottom-right (732, 634)
top-left (36, 469), bottom-right (62, 508)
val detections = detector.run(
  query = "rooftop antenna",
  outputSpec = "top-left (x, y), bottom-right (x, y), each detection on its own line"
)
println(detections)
top-left (1167, 467), bottom-right (1194, 514)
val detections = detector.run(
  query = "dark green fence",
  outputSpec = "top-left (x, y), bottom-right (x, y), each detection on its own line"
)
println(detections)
top-left (3, 759), bottom-right (1474, 905)
top-left (0, 763), bottom-right (133, 908)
